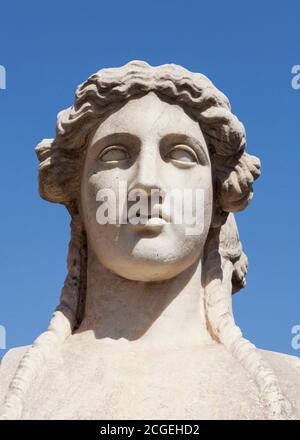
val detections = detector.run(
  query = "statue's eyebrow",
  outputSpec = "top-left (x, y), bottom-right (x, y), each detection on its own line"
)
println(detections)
top-left (91, 132), bottom-right (141, 150)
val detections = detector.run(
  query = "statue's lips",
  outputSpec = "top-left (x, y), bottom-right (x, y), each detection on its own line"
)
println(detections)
top-left (127, 211), bottom-right (170, 230)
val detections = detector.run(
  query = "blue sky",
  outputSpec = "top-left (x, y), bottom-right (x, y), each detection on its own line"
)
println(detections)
top-left (0, 0), bottom-right (299, 358)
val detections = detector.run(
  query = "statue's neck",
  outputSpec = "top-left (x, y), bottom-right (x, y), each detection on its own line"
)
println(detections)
top-left (78, 247), bottom-right (214, 348)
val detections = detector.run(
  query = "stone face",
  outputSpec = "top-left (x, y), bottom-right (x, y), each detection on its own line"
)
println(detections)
top-left (0, 61), bottom-right (299, 420)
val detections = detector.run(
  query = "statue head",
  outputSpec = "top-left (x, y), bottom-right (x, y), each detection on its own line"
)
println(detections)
top-left (1, 61), bottom-right (293, 420)
top-left (36, 61), bottom-right (259, 288)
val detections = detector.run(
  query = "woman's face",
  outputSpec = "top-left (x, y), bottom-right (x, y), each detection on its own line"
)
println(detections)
top-left (81, 92), bottom-right (213, 281)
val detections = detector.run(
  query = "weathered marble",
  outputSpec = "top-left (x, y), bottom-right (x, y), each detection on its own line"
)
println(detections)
top-left (1, 342), bottom-right (300, 420)
top-left (1, 61), bottom-right (299, 420)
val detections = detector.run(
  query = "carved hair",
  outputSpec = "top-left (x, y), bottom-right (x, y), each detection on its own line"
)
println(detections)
top-left (204, 214), bottom-right (293, 418)
top-left (0, 61), bottom-right (293, 419)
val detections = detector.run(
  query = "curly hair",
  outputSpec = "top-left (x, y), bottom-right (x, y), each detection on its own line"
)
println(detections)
top-left (0, 61), bottom-right (294, 420)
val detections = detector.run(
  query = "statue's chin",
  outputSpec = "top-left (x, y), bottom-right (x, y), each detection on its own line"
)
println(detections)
top-left (100, 252), bottom-right (200, 283)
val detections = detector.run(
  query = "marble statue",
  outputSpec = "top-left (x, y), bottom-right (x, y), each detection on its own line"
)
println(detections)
top-left (0, 61), bottom-right (299, 420)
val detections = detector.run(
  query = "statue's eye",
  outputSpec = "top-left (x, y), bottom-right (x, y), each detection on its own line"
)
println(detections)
top-left (166, 145), bottom-right (198, 164)
top-left (98, 146), bottom-right (129, 162)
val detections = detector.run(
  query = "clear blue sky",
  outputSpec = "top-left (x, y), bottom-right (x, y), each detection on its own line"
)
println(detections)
top-left (0, 0), bottom-right (299, 358)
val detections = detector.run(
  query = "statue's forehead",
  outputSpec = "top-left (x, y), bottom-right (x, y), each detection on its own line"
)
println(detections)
top-left (90, 92), bottom-right (204, 143)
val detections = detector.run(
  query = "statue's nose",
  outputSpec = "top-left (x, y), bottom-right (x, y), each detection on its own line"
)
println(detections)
top-left (132, 144), bottom-right (161, 193)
